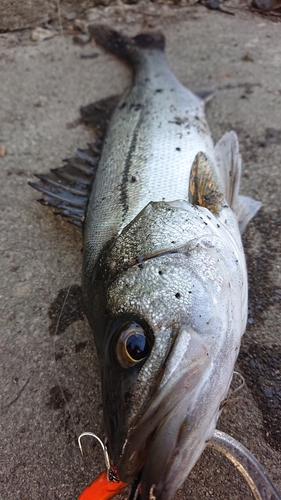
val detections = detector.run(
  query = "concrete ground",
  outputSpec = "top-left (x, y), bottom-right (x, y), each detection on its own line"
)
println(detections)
top-left (0, 3), bottom-right (280, 499)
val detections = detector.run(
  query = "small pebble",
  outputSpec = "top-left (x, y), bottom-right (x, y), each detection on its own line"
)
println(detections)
top-left (64, 11), bottom-right (77, 21)
top-left (0, 145), bottom-right (7, 157)
top-left (73, 34), bottom-right (90, 45)
top-left (242, 53), bottom-right (254, 62)
top-left (73, 19), bottom-right (89, 34)
top-left (34, 96), bottom-right (48, 107)
top-left (30, 27), bottom-right (56, 42)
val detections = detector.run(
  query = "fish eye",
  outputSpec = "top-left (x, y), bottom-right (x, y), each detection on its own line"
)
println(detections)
top-left (116, 322), bottom-right (151, 368)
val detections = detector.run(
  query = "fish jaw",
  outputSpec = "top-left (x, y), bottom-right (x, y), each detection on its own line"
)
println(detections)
top-left (107, 320), bottom-right (239, 499)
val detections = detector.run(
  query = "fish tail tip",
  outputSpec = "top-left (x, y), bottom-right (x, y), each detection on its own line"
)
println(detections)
top-left (133, 32), bottom-right (165, 52)
top-left (88, 24), bottom-right (165, 63)
top-left (88, 24), bottom-right (133, 57)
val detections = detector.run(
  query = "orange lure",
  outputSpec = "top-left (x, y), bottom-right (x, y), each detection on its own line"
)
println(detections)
top-left (78, 470), bottom-right (128, 500)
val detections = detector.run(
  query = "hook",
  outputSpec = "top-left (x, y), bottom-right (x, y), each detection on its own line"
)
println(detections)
top-left (78, 432), bottom-right (119, 482)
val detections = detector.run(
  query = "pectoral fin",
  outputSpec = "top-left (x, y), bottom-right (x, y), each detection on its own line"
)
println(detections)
top-left (29, 94), bottom-right (120, 226)
top-left (189, 152), bottom-right (224, 215)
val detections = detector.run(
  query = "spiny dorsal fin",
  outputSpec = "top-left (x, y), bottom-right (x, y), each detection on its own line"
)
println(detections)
top-left (29, 143), bottom-right (100, 226)
top-left (29, 92), bottom-right (122, 227)
top-left (189, 152), bottom-right (224, 215)
top-left (80, 94), bottom-right (120, 135)
top-left (214, 131), bottom-right (241, 211)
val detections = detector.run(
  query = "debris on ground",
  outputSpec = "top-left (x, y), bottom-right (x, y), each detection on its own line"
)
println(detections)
top-left (30, 27), bottom-right (56, 42)
top-left (0, 145), bottom-right (7, 157)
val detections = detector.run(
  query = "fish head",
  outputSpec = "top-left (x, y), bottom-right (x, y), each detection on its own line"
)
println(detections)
top-left (89, 200), bottom-right (247, 500)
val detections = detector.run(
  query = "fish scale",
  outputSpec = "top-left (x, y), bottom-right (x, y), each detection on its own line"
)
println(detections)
top-left (84, 51), bottom-right (215, 265)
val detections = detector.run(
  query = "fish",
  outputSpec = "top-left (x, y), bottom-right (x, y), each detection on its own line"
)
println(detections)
top-left (30, 26), bottom-right (262, 500)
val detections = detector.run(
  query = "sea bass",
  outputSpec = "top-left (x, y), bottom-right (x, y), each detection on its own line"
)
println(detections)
top-left (30, 26), bottom-right (261, 500)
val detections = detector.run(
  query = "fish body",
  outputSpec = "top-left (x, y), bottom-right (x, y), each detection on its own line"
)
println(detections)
top-left (81, 26), bottom-right (261, 500)
top-left (30, 26), bottom-right (261, 500)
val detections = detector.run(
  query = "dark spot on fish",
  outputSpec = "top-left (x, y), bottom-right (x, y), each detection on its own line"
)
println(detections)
top-left (155, 89), bottom-right (163, 93)
top-left (138, 264), bottom-right (144, 269)
top-left (175, 293), bottom-right (180, 299)
top-left (217, 224), bottom-right (220, 228)
top-left (189, 291), bottom-right (192, 294)
top-left (176, 147), bottom-right (181, 151)
top-left (75, 341), bottom-right (87, 353)
top-left (46, 385), bottom-right (72, 410)
top-left (48, 284), bottom-right (85, 336)
top-left (130, 103), bottom-right (143, 111)
top-left (169, 117), bottom-right (184, 126)
top-left (119, 102), bottom-right (126, 109)
top-left (131, 175), bottom-right (137, 182)
top-left (158, 270), bottom-right (163, 275)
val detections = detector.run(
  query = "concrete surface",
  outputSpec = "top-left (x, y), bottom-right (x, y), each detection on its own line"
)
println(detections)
top-left (0, 3), bottom-right (281, 499)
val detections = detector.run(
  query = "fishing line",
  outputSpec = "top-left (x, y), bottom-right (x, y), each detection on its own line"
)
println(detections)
top-left (232, 370), bottom-right (245, 394)
top-left (52, 272), bottom-right (81, 441)
top-left (50, 1), bottom-right (85, 444)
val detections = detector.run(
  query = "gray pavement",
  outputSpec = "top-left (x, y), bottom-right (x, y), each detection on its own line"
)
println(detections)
top-left (0, 4), bottom-right (281, 499)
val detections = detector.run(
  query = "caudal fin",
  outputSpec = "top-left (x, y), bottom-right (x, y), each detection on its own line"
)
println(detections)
top-left (88, 25), bottom-right (165, 66)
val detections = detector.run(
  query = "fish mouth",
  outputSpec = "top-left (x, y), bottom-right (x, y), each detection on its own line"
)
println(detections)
top-left (112, 326), bottom-right (218, 500)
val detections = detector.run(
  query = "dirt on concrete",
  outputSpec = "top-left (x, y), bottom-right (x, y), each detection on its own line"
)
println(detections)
top-left (0, 3), bottom-right (281, 499)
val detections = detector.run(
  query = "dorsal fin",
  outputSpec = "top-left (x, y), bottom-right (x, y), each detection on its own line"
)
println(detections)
top-left (189, 152), bottom-right (224, 215)
top-left (29, 94), bottom-right (120, 227)
top-left (214, 131), bottom-right (261, 232)
top-left (214, 131), bottom-right (241, 211)
top-left (29, 143), bottom-right (100, 227)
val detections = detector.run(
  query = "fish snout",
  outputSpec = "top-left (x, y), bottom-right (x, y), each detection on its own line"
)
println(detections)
top-left (117, 326), bottom-right (217, 498)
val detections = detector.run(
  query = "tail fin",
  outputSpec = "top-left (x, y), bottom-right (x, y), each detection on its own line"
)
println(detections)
top-left (88, 25), bottom-right (165, 66)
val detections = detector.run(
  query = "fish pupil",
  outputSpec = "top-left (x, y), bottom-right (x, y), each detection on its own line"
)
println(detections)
top-left (126, 333), bottom-right (150, 361)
